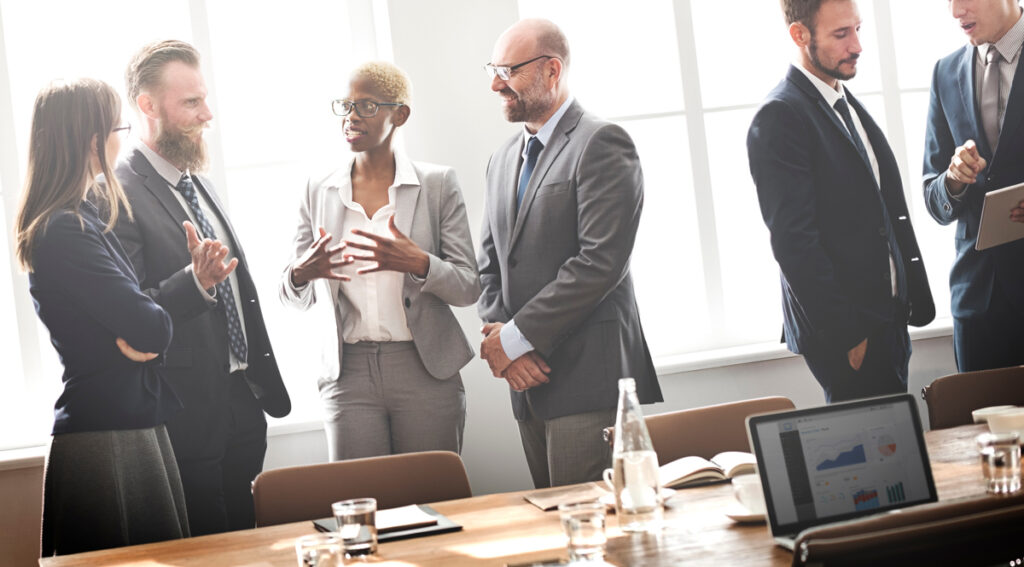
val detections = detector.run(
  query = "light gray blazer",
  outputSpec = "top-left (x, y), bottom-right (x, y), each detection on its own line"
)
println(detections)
top-left (280, 154), bottom-right (480, 383)
top-left (477, 100), bottom-right (661, 421)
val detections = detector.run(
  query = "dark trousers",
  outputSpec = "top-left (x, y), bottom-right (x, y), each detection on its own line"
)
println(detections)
top-left (954, 283), bottom-right (1024, 372)
top-left (803, 321), bottom-right (911, 404)
top-left (165, 371), bottom-right (266, 536)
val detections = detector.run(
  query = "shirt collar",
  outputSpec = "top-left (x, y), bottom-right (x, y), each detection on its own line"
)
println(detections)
top-left (136, 141), bottom-right (188, 187)
top-left (795, 63), bottom-right (846, 108)
top-left (985, 8), bottom-right (1024, 63)
top-left (337, 150), bottom-right (416, 209)
top-left (522, 95), bottom-right (575, 152)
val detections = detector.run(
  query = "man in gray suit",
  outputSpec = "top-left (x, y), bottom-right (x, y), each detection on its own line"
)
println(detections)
top-left (478, 19), bottom-right (662, 488)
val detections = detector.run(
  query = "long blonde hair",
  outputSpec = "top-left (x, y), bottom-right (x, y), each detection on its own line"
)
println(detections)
top-left (14, 78), bottom-right (131, 272)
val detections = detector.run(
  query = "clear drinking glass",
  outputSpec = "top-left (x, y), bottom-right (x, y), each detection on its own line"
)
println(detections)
top-left (977, 432), bottom-right (1022, 495)
top-left (332, 497), bottom-right (378, 558)
top-left (558, 500), bottom-right (607, 563)
top-left (295, 533), bottom-right (344, 567)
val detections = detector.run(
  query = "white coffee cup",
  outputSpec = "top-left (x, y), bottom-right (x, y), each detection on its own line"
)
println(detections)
top-left (732, 473), bottom-right (766, 516)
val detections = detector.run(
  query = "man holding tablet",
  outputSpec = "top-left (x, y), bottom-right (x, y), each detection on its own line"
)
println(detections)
top-left (923, 0), bottom-right (1024, 372)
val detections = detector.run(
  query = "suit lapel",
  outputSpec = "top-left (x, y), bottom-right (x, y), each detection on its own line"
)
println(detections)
top-left (956, 46), bottom-right (991, 156)
top-left (995, 49), bottom-right (1024, 162)
top-left (499, 139), bottom-right (519, 248)
top-left (129, 149), bottom-right (191, 241)
top-left (392, 159), bottom-right (421, 238)
top-left (509, 101), bottom-right (583, 247)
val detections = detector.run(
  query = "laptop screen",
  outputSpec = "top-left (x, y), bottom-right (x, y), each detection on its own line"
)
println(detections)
top-left (747, 394), bottom-right (938, 538)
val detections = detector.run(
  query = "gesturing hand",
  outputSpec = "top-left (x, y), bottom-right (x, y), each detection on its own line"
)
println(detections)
top-left (945, 140), bottom-right (987, 196)
top-left (184, 220), bottom-right (238, 290)
top-left (290, 228), bottom-right (352, 287)
top-left (116, 337), bottom-right (158, 363)
top-left (344, 215), bottom-right (430, 277)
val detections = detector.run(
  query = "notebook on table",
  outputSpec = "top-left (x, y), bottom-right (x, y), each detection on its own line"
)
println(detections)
top-left (746, 393), bottom-right (937, 551)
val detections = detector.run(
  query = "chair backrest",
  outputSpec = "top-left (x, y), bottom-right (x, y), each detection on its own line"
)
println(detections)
top-left (792, 493), bottom-right (1024, 567)
top-left (252, 451), bottom-right (472, 527)
top-left (921, 365), bottom-right (1024, 429)
top-left (604, 396), bottom-right (795, 465)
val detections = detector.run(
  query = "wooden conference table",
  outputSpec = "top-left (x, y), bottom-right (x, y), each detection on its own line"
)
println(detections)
top-left (40, 424), bottom-right (993, 566)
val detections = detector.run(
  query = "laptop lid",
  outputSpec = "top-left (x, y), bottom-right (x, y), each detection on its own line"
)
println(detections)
top-left (746, 394), bottom-right (937, 546)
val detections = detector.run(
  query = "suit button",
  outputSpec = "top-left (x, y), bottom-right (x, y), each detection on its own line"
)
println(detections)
top-left (509, 258), bottom-right (517, 268)
top-left (943, 203), bottom-right (952, 212)
top-left (883, 273), bottom-right (890, 282)
top-left (878, 227), bottom-right (887, 237)
top-left (404, 298), bottom-right (411, 308)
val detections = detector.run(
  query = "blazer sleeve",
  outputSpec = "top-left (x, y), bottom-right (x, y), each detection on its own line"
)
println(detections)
top-left (280, 176), bottom-right (320, 310)
top-left (748, 99), bottom-right (868, 351)
top-left (923, 60), bottom-right (965, 226)
top-left (477, 154), bottom-right (511, 324)
top-left (114, 208), bottom-right (212, 323)
top-left (35, 213), bottom-right (172, 353)
top-left (414, 167), bottom-right (481, 307)
top-left (514, 123), bottom-right (643, 356)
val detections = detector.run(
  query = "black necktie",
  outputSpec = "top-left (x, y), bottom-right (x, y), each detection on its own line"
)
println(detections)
top-left (834, 97), bottom-right (870, 169)
top-left (175, 174), bottom-right (248, 363)
top-left (517, 137), bottom-right (544, 209)
top-left (833, 99), bottom-right (907, 302)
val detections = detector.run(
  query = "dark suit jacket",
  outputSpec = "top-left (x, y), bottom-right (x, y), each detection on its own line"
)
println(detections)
top-left (113, 148), bottom-right (289, 421)
top-left (748, 66), bottom-right (934, 357)
top-left (923, 45), bottom-right (1024, 318)
top-left (30, 202), bottom-right (179, 435)
top-left (478, 100), bottom-right (661, 421)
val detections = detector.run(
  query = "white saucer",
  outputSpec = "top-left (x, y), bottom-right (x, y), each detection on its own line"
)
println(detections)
top-left (724, 503), bottom-right (766, 524)
top-left (599, 487), bottom-right (677, 508)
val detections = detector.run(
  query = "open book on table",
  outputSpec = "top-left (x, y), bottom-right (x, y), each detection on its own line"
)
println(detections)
top-left (659, 451), bottom-right (756, 488)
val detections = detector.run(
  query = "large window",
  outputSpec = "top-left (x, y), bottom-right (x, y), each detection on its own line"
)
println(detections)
top-left (518, 0), bottom-right (966, 365)
top-left (0, 0), bottom-right (364, 450)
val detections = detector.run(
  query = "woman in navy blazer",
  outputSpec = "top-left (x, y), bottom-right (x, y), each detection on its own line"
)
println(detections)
top-left (15, 79), bottom-right (188, 555)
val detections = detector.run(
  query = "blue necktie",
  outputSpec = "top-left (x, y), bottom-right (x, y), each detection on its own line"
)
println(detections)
top-left (833, 98), bottom-right (907, 302)
top-left (175, 174), bottom-right (248, 363)
top-left (517, 137), bottom-right (544, 209)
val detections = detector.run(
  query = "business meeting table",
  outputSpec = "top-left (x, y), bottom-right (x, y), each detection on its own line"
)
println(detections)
top-left (39, 424), bottom-right (995, 566)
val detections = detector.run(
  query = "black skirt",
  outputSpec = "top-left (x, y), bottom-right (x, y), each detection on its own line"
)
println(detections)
top-left (41, 424), bottom-right (189, 556)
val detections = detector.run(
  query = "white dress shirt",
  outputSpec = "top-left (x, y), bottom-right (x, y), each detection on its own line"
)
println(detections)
top-left (335, 156), bottom-right (415, 343)
top-left (136, 141), bottom-right (248, 371)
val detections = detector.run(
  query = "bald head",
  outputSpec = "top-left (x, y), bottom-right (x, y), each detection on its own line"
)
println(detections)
top-left (495, 18), bottom-right (571, 71)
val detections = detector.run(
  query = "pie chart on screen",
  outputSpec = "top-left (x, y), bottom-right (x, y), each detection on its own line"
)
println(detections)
top-left (878, 434), bottom-right (897, 457)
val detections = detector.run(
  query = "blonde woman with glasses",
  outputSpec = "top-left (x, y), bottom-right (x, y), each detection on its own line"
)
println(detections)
top-left (281, 61), bottom-right (480, 461)
top-left (15, 78), bottom-right (188, 555)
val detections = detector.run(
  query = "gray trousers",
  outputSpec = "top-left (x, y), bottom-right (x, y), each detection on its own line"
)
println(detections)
top-left (41, 424), bottom-right (188, 556)
top-left (320, 341), bottom-right (466, 461)
top-left (517, 399), bottom-right (616, 488)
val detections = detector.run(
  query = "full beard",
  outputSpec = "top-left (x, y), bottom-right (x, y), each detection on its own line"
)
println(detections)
top-left (155, 121), bottom-right (209, 172)
top-left (809, 40), bottom-right (857, 82)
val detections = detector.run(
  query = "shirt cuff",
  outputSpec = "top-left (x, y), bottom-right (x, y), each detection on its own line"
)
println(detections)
top-left (944, 173), bottom-right (965, 201)
top-left (189, 265), bottom-right (217, 305)
top-left (500, 319), bottom-right (535, 362)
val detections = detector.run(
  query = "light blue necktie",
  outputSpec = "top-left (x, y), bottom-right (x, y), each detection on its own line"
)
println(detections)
top-left (517, 137), bottom-right (544, 210)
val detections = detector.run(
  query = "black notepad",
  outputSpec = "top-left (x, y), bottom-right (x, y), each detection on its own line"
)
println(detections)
top-left (312, 504), bottom-right (462, 542)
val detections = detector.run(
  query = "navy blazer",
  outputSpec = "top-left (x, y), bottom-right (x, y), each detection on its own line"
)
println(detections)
top-left (30, 202), bottom-right (179, 434)
top-left (923, 45), bottom-right (1024, 318)
top-left (748, 66), bottom-right (935, 356)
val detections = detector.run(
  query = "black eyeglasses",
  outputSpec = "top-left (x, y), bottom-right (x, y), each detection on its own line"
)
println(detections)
top-left (331, 99), bottom-right (404, 118)
top-left (484, 55), bottom-right (556, 81)
top-left (113, 124), bottom-right (131, 138)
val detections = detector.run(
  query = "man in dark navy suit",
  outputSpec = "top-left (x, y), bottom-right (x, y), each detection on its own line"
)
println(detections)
top-left (748, 0), bottom-right (934, 403)
top-left (923, 0), bottom-right (1024, 372)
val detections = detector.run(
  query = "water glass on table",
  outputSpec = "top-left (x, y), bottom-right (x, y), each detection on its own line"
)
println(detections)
top-left (558, 501), bottom-right (607, 563)
top-left (977, 432), bottom-right (1021, 495)
top-left (332, 497), bottom-right (378, 558)
top-left (295, 533), bottom-right (344, 567)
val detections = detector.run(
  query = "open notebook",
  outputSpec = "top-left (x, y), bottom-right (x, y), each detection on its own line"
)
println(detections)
top-left (746, 394), bottom-right (937, 550)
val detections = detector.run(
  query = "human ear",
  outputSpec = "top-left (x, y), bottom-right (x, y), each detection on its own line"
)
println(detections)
top-left (789, 22), bottom-right (810, 48)
top-left (137, 92), bottom-right (159, 120)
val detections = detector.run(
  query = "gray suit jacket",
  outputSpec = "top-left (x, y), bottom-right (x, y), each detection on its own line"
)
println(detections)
top-left (280, 154), bottom-right (480, 383)
top-left (478, 100), bottom-right (661, 421)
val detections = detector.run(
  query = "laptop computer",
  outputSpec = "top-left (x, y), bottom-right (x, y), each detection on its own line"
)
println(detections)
top-left (746, 393), bottom-right (938, 550)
